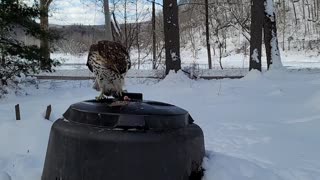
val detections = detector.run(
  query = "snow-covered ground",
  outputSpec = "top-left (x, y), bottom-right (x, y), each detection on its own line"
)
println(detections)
top-left (1, 68), bottom-right (320, 180)
top-left (45, 50), bottom-right (320, 79)
top-left (52, 49), bottom-right (320, 70)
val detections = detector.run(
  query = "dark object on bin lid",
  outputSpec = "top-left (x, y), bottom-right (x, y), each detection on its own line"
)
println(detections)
top-left (121, 92), bottom-right (143, 100)
top-left (63, 99), bottom-right (194, 130)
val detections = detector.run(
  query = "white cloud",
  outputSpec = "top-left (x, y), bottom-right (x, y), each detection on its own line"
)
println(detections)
top-left (50, 0), bottom-right (105, 25)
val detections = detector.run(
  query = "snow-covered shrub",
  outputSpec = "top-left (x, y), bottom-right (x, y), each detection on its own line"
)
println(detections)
top-left (0, 55), bottom-right (39, 82)
top-left (0, 85), bottom-right (8, 98)
top-left (0, 72), bottom-right (38, 98)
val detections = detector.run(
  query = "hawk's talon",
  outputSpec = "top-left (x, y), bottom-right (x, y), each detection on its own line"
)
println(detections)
top-left (95, 92), bottom-right (106, 101)
top-left (95, 96), bottom-right (106, 101)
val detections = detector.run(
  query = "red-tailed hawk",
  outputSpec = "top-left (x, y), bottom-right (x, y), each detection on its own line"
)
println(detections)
top-left (87, 40), bottom-right (131, 100)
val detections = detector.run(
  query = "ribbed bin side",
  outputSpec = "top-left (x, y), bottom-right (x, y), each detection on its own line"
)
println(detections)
top-left (42, 119), bottom-right (205, 180)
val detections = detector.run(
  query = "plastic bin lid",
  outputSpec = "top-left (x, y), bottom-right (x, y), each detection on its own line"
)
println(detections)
top-left (63, 99), bottom-right (194, 130)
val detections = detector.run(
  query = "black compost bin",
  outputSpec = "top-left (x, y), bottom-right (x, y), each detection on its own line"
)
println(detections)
top-left (42, 99), bottom-right (205, 180)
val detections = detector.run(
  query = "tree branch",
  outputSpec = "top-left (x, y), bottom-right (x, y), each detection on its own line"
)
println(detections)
top-left (146, 0), bottom-right (163, 7)
top-left (46, 0), bottom-right (54, 7)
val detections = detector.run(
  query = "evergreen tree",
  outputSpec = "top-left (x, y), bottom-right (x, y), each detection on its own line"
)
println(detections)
top-left (0, 0), bottom-right (59, 85)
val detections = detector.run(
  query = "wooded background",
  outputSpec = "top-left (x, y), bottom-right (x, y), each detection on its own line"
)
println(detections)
top-left (9, 0), bottom-right (320, 69)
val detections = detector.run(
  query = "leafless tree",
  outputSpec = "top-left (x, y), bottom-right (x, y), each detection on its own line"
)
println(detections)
top-left (205, 0), bottom-right (212, 69)
top-left (264, 0), bottom-right (283, 69)
top-left (152, 0), bottom-right (157, 69)
top-left (163, 0), bottom-right (181, 74)
top-left (40, 0), bottom-right (53, 70)
top-left (249, 0), bottom-right (264, 71)
top-left (103, 0), bottom-right (113, 41)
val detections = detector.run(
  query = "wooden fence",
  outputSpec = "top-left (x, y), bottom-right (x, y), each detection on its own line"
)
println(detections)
top-left (34, 75), bottom-right (244, 80)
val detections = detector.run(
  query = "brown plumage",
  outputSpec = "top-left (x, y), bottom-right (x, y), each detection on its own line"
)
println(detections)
top-left (87, 40), bottom-right (130, 99)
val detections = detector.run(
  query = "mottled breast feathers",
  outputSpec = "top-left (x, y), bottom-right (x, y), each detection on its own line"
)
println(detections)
top-left (87, 40), bottom-right (130, 75)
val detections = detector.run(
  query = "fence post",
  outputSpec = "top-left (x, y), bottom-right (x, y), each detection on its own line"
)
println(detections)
top-left (15, 104), bottom-right (20, 120)
top-left (45, 105), bottom-right (51, 120)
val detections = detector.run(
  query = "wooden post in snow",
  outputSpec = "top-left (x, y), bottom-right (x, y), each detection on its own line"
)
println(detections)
top-left (45, 105), bottom-right (51, 120)
top-left (15, 104), bottom-right (20, 120)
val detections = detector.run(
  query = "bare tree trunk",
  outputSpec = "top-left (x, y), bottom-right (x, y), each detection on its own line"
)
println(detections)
top-left (103, 0), bottom-right (113, 41)
top-left (317, 0), bottom-right (320, 19)
top-left (0, 47), bottom-right (4, 66)
top-left (307, 0), bottom-right (311, 18)
top-left (249, 0), bottom-right (264, 71)
top-left (152, 0), bottom-right (157, 70)
top-left (314, 0), bottom-right (318, 20)
top-left (306, 0), bottom-right (311, 41)
top-left (163, 0), bottom-right (181, 74)
top-left (292, 0), bottom-right (298, 25)
top-left (264, 0), bottom-right (283, 70)
top-left (302, 0), bottom-right (306, 20)
top-left (282, 0), bottom-right (286, 51)
top-left (124, 0), bottom-right (128, 49)
top-left (205, 0), bottom-right (212, 69)
top-left (219, 43), bottom-right (223, 70)
top-left (136, 0), bottom-right (141, 69)
top-left (40, 0), bottom-right (53, 70)
top-left (288, 40), bottom-right (291, 51)
top-left (111, 12), bottom-right (122, 43)
top-left (216, 30), bottom-right (223, 70)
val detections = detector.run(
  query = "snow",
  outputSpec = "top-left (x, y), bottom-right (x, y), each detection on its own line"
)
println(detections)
top-left (269, 34), bottom-right (283, 70)
top-left (265, 0), bottom-right (274, 16)
top-left (1, 67), bottom-right (320, 180)
top-left (52, 50), bottom-right (320, 70)
top-left (203, 152), bottom-right (282, 180)
top-left (171, 51), bottom-right (179, 61)
top-left (241, 69), bottom-right (262, 81)
top-left (38, 69), bottom-right (165, 79)
top-left (251, 49), bottom-right (260, 63)
top-left (0, 171), bottom-right (11, 180)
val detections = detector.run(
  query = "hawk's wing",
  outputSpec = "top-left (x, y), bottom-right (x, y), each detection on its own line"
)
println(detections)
top-left (97, 41), bottom-right (130, 74)
top-left (86, 43), bottom-right (99, 72)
